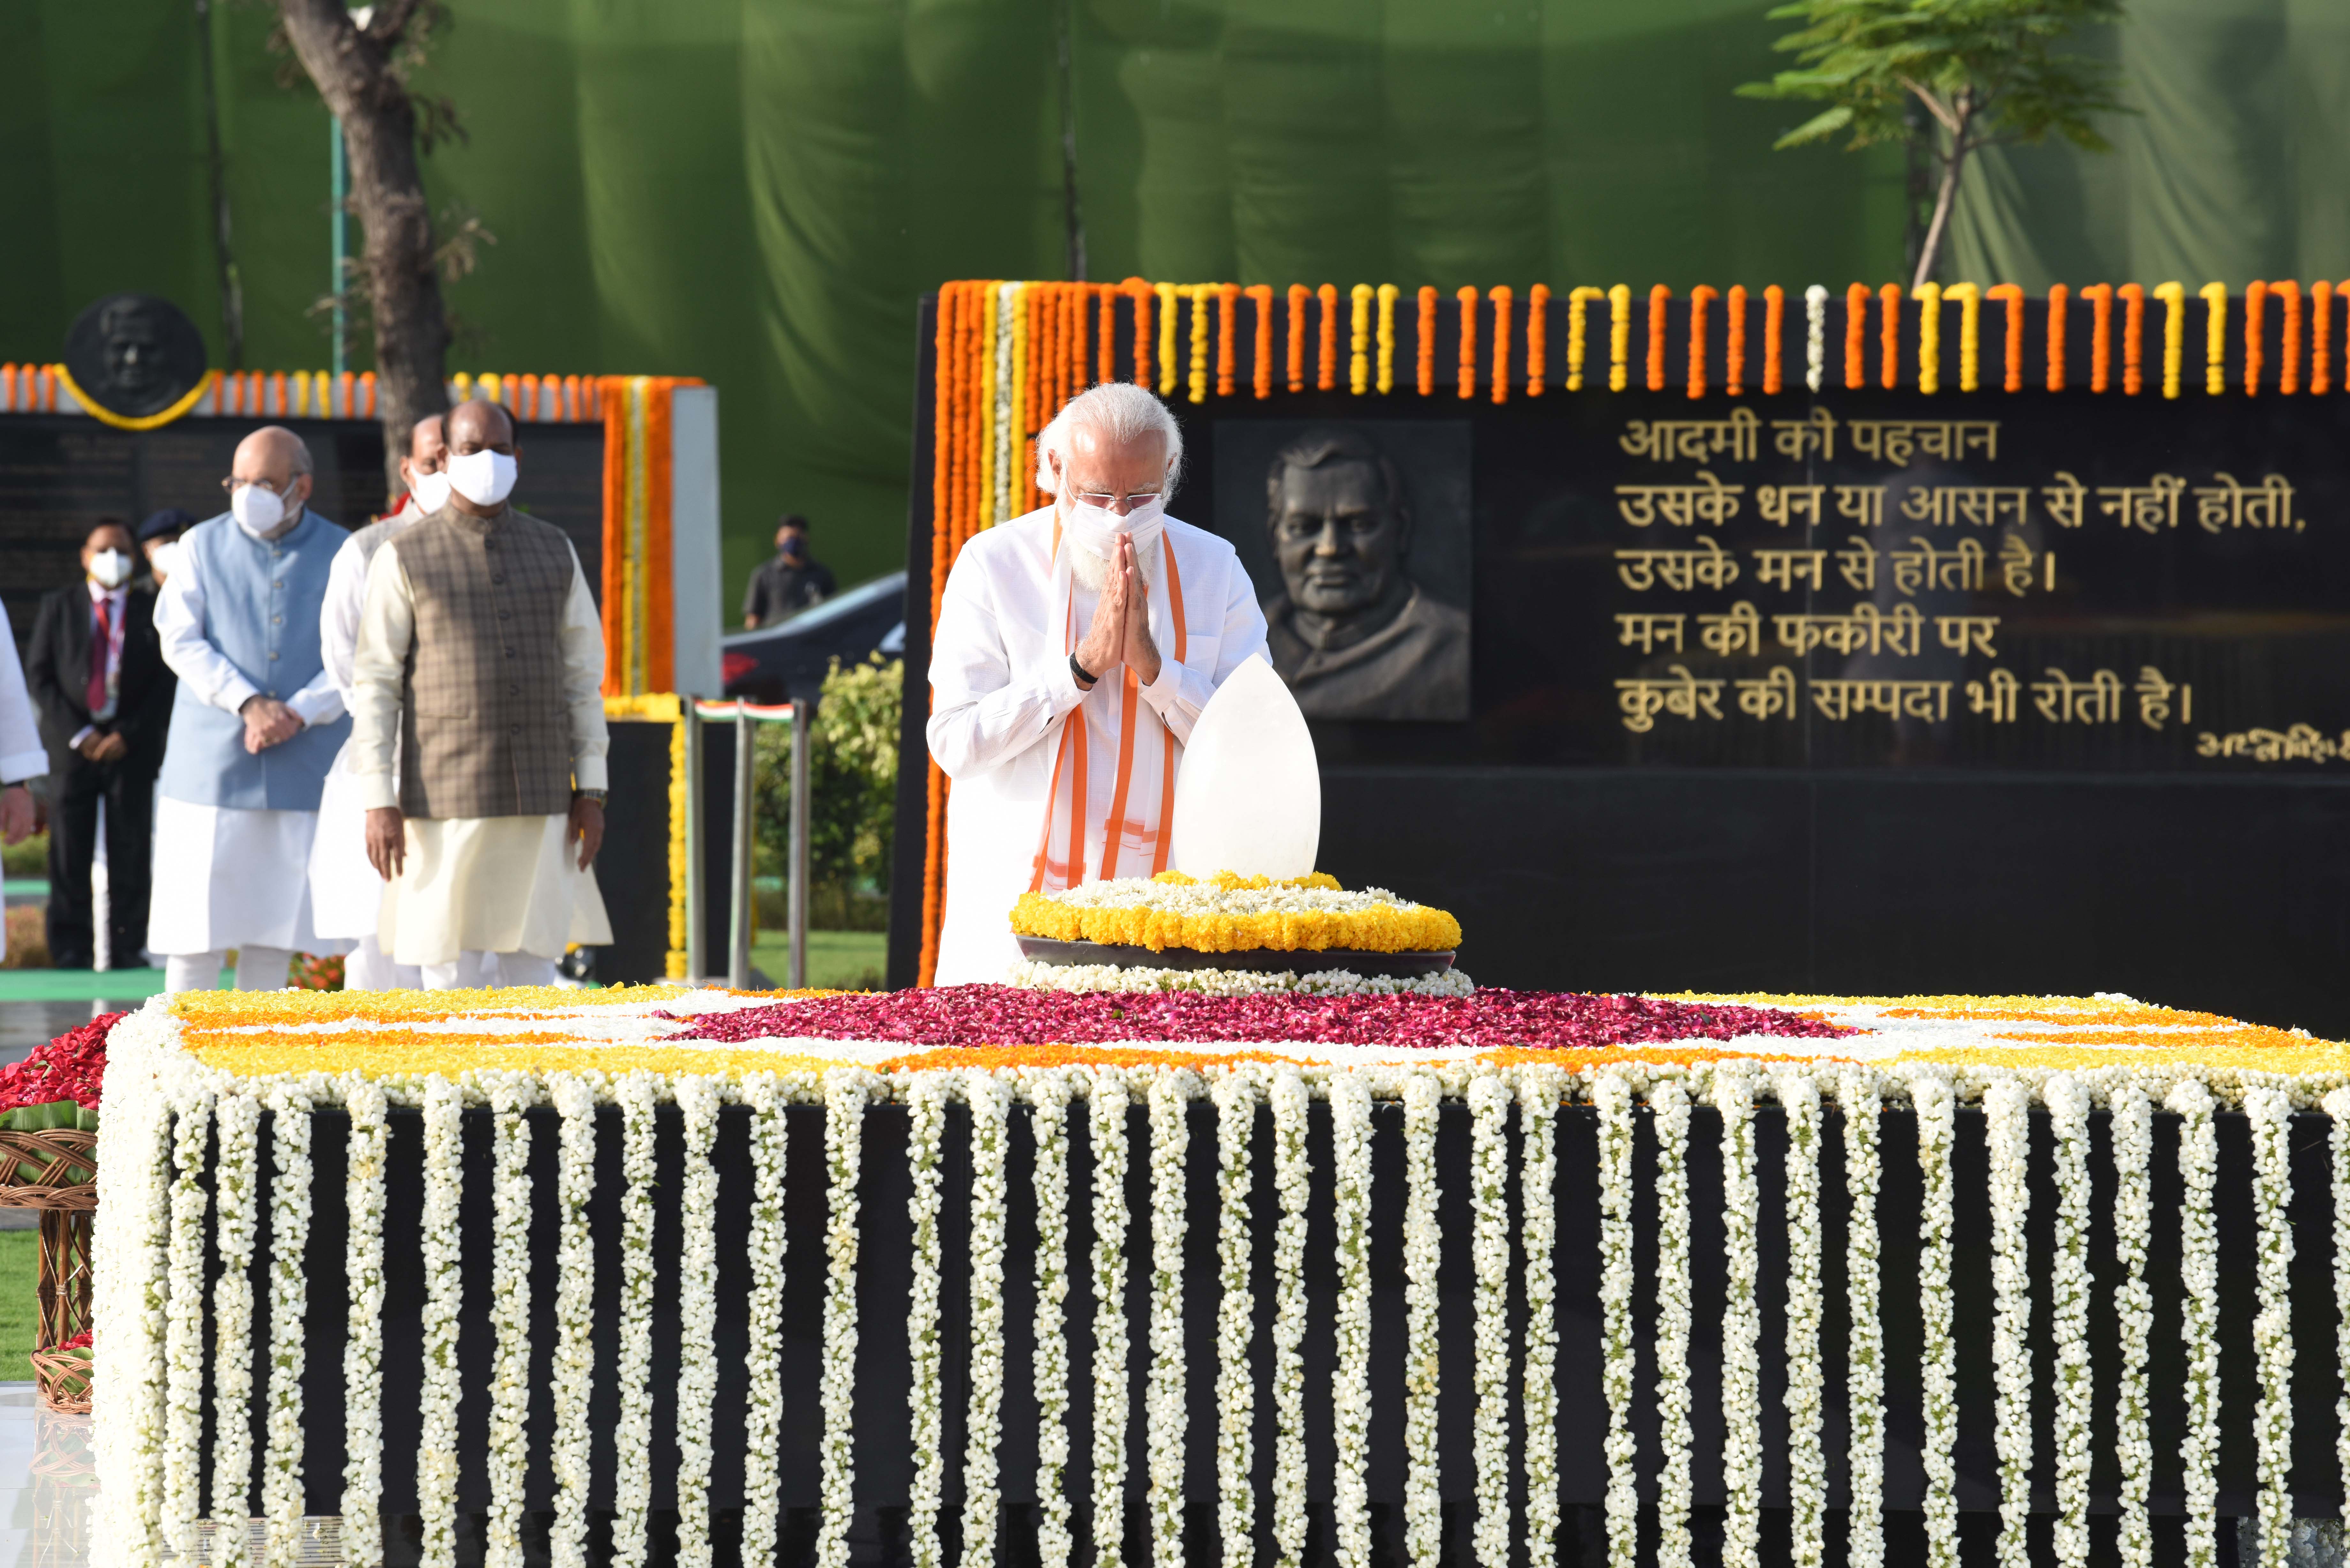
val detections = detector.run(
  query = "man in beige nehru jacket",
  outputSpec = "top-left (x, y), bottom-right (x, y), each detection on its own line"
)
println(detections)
top-left (349, 398), bottom-right (611, 988)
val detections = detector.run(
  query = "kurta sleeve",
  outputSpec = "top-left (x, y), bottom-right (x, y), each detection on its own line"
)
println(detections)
top-left (348, 544), bottom-right (416, 812)
top-left (155, 536), bottom-right (262, 714)
top-left (1134, 550), bottom-right (1271, 747)
top-left (558, 548), bottom-right (608, 792)
top-left (0, 603), bottom-right (49, 786)
top-left (924, 542), bottom-right (1088, 780)
top-left (317, 536), bottom-right (369, 704)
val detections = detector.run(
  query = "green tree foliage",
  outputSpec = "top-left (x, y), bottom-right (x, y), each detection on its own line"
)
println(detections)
top-left (752, 656), bottom-right (902, 931)
top-left (1738, 0), bottom-right (2128, 288)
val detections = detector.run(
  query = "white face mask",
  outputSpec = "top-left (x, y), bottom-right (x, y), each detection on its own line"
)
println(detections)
top-left (445, 449), bottom-right (518, 508)
top-left (230, 482), bottom-right (286, 535)
top-left (87, 550), bottom-right (131, 589)
top-left (1063, 494), bottom-right (1167, 571)
top-left (147, 541), bottom-right (181, 580)
top-left (408, 469), bottom-right (453, 515)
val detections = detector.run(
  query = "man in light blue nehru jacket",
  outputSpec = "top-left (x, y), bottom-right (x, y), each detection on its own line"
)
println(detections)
top-left (151, 425), bottom-right (353, 991)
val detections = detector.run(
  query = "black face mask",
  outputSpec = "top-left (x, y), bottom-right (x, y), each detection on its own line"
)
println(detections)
top-left (778, 537), bottom-right (805, 561)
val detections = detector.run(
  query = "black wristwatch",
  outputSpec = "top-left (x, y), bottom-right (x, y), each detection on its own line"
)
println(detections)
top-left (1069, 652), bottom-right (1097, 688)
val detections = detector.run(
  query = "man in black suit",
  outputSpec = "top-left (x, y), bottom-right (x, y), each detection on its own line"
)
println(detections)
top-left (25, 519), bottom-right (178, 967)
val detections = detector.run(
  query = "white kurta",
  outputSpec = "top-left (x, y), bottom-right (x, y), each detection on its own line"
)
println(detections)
top-left (308, 502), bottom-right (418, 940)
top-left (347, 526), bottom-right (613, 967)
top-left (149, 513), bottom-right (350, 957)
top-left (925, 507), bottom-right (1268, 986)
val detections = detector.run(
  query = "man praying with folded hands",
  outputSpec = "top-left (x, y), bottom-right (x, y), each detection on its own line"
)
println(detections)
top-left (925, 381), bottom-right (1269, 986)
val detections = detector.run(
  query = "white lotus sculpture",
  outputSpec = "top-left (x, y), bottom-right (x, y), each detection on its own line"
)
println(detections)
top-left (1169, 654), bottom-right (1321, 880)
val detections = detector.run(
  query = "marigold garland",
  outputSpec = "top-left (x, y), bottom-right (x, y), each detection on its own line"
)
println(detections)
top-left (1317, 284), bottom-right (1339, 391)
top-left (1913, 282), bottom-right (1941, 394)
top-left (2156, 281), bottom-right (2186, 398)
top-left (1457, 286), bottom-right (1479, 399)
top-left (1525, 283), bottom-right (1549, 396)
top-left (2120, 282), bottom-right (2146, 394)
top-left (1687, 285), bottom-right (1714, 399)
top-left (2279, 279), bottom-right (2304, 394)
top-left (2244, 280), bottom-right (2268, 396)
top-left (1947, 282), bottom-right (1980, 391)
top-left (1724, 284), bottom-right (1746, 396)
top-left (1988, 283), bottom-right (2024, 391)
top-left (1097, 283), bottom-right (1116, 386)
top-left (2316, 281), bottom-right (2337, 394)
top-left (1009, 893), bottom-right (1460, 954)
top-left (1248, 284), bottom-right (1274, 399)
top-left (2202, 282), bottom-right (2229, 396)
top-left (1187, 283), bottom-right (1211, 406)
top-left (1646, 283), bottom-right (1670, 392)
top-left (1216, 283), bottom-right (1238, 398)
top-left (1877, 282), bottom-right (1901, 389)
top-left (1376, 283), bottom-right (1399, 394)
top-left (1287, 284), bottom-right (1309, 394)
top-left (1349, 283), bottom-right (1372, 395)
top-left (1607, 283), bottom-right (1631, 392)
top-left (1567, 285), bottom-right (1603, 392)
top-left (1416, 286), bottom-right (1437, 396)
top-left (1762, 284), bottom-right (1785, 395)
top-left (1489, 285), bottom-right (1512, 403)
top-left (1844, 282), bottom-right (1869, 389)
top-left (2084, 283), bottom-right (2113, 392)
top-left (1129, 276), bottom-right (1153, 391)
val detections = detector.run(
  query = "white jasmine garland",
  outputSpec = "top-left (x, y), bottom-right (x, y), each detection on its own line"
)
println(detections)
top-left (1805, 284), bottom-right (1829, 392)
top-left (1775, 1070), bottom-right (1826, 1568)
top-left (1907, 1068), bottom-right (1959, 1568)
top-left (484, 1074), bottom-right (537, 1568)
top-left (965, 1070), bottom-right (1015, 1568)
top-left (1652, 1077), bottom-right (1694, 1568)
top-left (819, 1070), bottom-right (871, 1568)
top-left (674, 1075), bottom-right (723, 1568)
top-left (1402, 1072), bottom-right (1444, 1568)
top-left (2111, 1083), bottom-right (2156, 1568)
top-left (739, 1072), bottom-right (790, 1568)
top-left (162, 1094), bottom-right (213, 1563)
top-left (1984, 1078), bottom-right (2031, 1568)
top-left (1210, 1073), bottom-right (1258, 1568)
top-left (262, 1082), bottom-right (316, 1568)
top-left (1840, 1070), bottom-right (1884, 1568)
top-left (416, 1077), bottom-right (465, 1568)
top-left (1466, 1072), bottom-right (1512, 1568)
top-left (1592, 1070), bottom-right (1639, 1568)
top-left (2045, 1075), bottom-right (2092, 1568)
top-left (610, 1072), bottom-right (660, 1568)
top-left (91, 1039), bottom-right (172, 1568)
top-left (1269, 1070), bottom-right (1312, 1568)
top-left (1008, 959), bottom-right (1472, 998)
top-left (1330, 1070), bottom-right (1375, 1568)
top-left (546, 1075), bottom-right (599, 1568)
top-left (2248, 1087), bottom-right (2295, 1568)
top-left (1029, 1074), bottom-right (1077, 1568)
top-left (210, 1090), bottom-right (263, 1568)
top-left (1714, 1069), bottom-right (1762, 1568)
top-left (906, 1071), bottom-right (949, 1568)
top-left (2329, 1088), bottom-right (2350, 1543)
top-left (340, 1075), bottom-right (390, 1568)
top-left (1518, 1067), bottom-right (1564, 1568)
top-left (1145, 1071), bottom-right (1196, 1568)
top-left (1088, 1071), bottom-right (1132, 1568)
top-left (1030, 874), bottom-right (1436, 919)
top-left (2168, 1078), bottom-right (2221, 1568)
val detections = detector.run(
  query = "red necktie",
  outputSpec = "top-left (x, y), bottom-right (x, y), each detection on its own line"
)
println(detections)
top-left (86, 599), bottom-right (108, 716)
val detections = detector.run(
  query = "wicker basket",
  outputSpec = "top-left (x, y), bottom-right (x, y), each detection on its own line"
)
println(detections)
top-left (0, 1130), bottom-right (97, 1413)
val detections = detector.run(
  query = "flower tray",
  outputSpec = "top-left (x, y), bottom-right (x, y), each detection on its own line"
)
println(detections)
top-left (30, 1346), bottom-right (89, 1415)
top-left (0, 1129), bottom-right (97, 1210)
top-left (1014, 935), bottom-right (1456, 978)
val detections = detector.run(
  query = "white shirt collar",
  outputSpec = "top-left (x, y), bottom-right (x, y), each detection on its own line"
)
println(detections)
top-left (85, 578), bottom-right (127, 604)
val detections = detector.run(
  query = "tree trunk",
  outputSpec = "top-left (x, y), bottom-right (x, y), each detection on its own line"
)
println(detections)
top-left (273, 0), bottom-right (450, 506)
top-left (1911, 102), bottom-right (1974, 293)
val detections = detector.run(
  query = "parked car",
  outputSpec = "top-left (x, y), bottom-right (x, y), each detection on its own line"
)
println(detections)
top-left (719, 570), bottom-right (905, 705)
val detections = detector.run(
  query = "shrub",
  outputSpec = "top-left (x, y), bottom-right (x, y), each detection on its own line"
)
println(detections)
top-left (751, 656), bottom-right (901, 931)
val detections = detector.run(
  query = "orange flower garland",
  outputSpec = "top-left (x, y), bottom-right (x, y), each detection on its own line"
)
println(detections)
top-left (2316, 282), bottom-right (2335, 396)
top-left (1128, 276), bottom-right (1153, 390)
top-left (2119, 283), bottom-right (2145, 395)
top-left (1376, 282), bottom-right (1399, 393)
top-left (2083, 283), bottom-right (2112, 392)
top-left (1097, 284), bottom-right (1116, 385)
top-left (1488, 285), bottom-right (1512, 403)
top-left (1248, 284), bottom-right (1274, 399)
top-left (1646, 284), bottom-right (1669, 391)
top-left (1416, 286), bottom-right (1437, 396)
top-left (1350, 283), bottom-right (1373, 395)
top-left (1686, 285), bottom-right (1715, 399)
top-left (1844, 282), bottom-right (1869, 389)
top-left (2276, 280), bottom-right (2302, 394)
top-left (1525, 283), bottom-right (1549, 397)
top-left (1287, 284), bottom-right (1309, 394)
top-left (1987, 283), bottom-right (2024, 391)
top-left (2243, 280), bottom-right (2267, 395)
top-left (1877, 282), bottom-right (1901, 389)
top-left (1317, 283), bottom-right (1339, 390)
top-left (1456, 285), bottom-right (1478, 399)
top-left (1725, 284), bottom-right (1747, 396)
top-left (1762, 285), bottom-right (1784, 395)
top-left (1217, 283), bottom-right (1239, 398)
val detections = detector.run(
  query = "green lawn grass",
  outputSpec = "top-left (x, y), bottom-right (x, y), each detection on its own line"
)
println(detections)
top-left (0, 1230), bottom-right (41, 1378)
top-left (749, 929), bottom-right (887, 990)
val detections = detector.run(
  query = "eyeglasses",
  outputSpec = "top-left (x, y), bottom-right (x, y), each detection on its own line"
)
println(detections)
top-left (1069, 489), bottom-right (1163, 512)
top-left (220, 476), bottom-right (296, 497)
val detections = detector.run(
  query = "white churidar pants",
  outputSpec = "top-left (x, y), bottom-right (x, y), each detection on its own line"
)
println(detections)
top-left (163, 945), bottom-right (294, 993)
top-left (420, 951), bottom-right (560, 990)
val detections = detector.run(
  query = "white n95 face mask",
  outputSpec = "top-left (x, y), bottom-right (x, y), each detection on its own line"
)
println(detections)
top-left (409, 469), bottom-right (453, 514)
top-left (147, 541), bottom-right (181, 579)
top-left (446, 449), bottom-right (518, 507)
top-left (230, 482), bottom-right (285, 534)
top-left (1064, 494), bottom-right (1166, 568)
top-left (88, 550), bottom-right (131, 589)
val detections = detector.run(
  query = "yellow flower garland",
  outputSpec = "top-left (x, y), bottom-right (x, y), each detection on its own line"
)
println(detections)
top-left (2155, 281), bottom-right (2185, 399)
top-left (2200, 281), bottom-right (2228, 396)
top-left (1009, 890), bottom-right (1461, 954)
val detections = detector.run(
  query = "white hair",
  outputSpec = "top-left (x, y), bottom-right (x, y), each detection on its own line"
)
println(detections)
top-left (1034, 381), bottom-right (1184, 497)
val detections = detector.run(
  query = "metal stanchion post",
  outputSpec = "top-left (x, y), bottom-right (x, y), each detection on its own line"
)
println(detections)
top-left (729, 703), bottom-right (754, 989)
top-left (682, 700), bottom-right (706, 984)
top-left (789, 699), bottom-right (809, 990)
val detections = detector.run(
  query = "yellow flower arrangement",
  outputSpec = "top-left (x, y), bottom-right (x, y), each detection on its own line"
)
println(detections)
top-left (1008, 870), bottom-right (1461, 954)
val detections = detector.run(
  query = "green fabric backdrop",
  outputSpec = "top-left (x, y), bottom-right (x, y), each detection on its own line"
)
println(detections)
top-left (3, 0), bottom-right (2343, 607)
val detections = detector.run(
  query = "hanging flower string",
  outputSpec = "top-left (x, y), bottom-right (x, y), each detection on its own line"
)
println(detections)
top-left (1401, 1071), bottom-right (1444, 1566)
top-left (1088, 1072), bottom-right (1132, 1568)
top-left (1269, 1069), bottom-right (1312, 1568)
top-left (1330, 1072), bottom-right (1375, 1568)
top-left (1467, 1072), bottom-right (1512, 1568)
top-left (2113, 1083), bottom-right (2156, 1568)
top-left (964, 1071), bottom-right (1013, 1568)
top-left (2047, 1075), bottom-right (2092, 1565)
top-left (1986, 1078), bottom-right (2032, 1568)
top-left (2170, 1078), bottom-right (2221, 1568)
top-left (1778, 1070), bottom-right (1827, 1568)
top-left (1593, 1070), bottom-right (1638, 1568)
top-left (2250, 1087), bottom-right (2296, 1567)
top-left (1715, 1069), bottom-right (1762, 1568)
top-left (1211, 1074), bottom-right (1257, 1568)
top-left (1842, 1071), bottom-right (1885, 1568)
top-left (1910, 1069), bottom-right (1959, 1568)
top-left (1517, 1067), bottom-right (1563, 1568)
